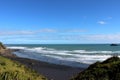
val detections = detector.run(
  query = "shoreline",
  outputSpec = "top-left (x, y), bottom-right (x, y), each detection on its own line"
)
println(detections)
top-left (9, 57), bottom-right (84, 80)
top-left (2, 49), bottom-right (85, 80)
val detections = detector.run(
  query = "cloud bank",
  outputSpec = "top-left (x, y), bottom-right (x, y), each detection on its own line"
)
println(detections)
top-left (98, 21), bottom-right (106, 25)
top-left (1, 32), bottom-right (120, 43)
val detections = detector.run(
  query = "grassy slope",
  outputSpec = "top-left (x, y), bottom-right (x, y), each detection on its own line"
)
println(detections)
top-left (72, 56), bottom-right (120, 80)
top-left (0, 56), bottom-right (47, 80)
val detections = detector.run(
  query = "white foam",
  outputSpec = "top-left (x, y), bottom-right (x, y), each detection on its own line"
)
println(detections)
top-left (7, 46), bottom-right (27, 49)
top-left (8, 46), bottom-right (120, 68)
top-left (73, 50), bottom-right (114, 54)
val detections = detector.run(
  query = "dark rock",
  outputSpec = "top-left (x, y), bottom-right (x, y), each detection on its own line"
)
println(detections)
top-left (0, 42), bottom-right (6, 50)
top-left (11, 49), bottom-right (20, 52)
top-left (110, 44), bottom-right (119, 46)
top-left (0, 42), bottom-right (16, 57)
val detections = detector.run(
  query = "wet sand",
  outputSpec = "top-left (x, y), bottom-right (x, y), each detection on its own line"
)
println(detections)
top-left (9, 57), bottom-right (84, 80)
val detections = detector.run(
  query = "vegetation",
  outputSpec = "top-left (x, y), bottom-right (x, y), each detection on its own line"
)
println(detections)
top-left (0, 42), bottom-right (6, 50)
top-left (71, 56), bottom-right (120, 80)
top-left (0, 56), bottom-right (47, 80)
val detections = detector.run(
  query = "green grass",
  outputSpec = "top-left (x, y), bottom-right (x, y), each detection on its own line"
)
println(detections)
top-left (71, 56), bottom-right (120, 80)
top-left (0, 56), bottom-right (47, 80)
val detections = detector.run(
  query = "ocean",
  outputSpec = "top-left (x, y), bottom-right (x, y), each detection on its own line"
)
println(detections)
top-left (6, 44), bottom-right (120, 68)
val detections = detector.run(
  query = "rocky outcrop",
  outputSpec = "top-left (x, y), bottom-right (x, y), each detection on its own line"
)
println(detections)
top-left (0, 42), bottom-right (16, 57)
top-left (71, 56), bottom-right (120, 80)
top-left (110, 44), bottom-right (119, 46)
top-left (0, 42), bottom-right (6, 50)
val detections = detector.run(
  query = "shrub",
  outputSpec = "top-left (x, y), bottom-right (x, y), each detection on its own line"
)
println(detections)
top-left (71, 56), bottom-right (120, 80)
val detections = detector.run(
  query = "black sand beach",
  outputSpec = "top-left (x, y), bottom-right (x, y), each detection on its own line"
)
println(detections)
top-left (1, 48), bottom-right (84, 80)
top-left (0, 43), bottom-right (85, 80)
top-left (9, 56), bottom-right (84, 80)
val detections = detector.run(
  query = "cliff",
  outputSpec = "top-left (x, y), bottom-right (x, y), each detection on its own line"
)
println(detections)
top-left (0, 42), bottom-right (6, 50)
top-left (0, 42), bottom-right (16, 57)
top-left (71, 56), bottom-right (120, 80)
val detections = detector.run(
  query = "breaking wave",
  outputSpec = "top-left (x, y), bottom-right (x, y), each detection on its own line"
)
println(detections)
top-left (7, 46), bottom-right (120, 68)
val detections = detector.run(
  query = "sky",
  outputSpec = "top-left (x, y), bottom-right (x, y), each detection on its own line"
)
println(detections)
top-left (0, 0), bottom-right (120, 44)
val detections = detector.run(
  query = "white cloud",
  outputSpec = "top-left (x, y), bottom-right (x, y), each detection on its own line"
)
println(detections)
top-left (82, 34), bottom-right (120, 43)
top-left (86, 34), bottom-right (120, 40)
top-left (0, 28), bottom-right (87, 36)
top-left (0, 31), bottom-right (35, 35)
top-left (38, 28), bottom-right (57, 33)
top-left (66, 29), bottom-right (86, 33)
top-left (98, 21), bottom-right (106, 25)
top-left (1, 29), bottom-right (120, 42)
top-left (1, 33), bottom-right (120, 43)
top-left (0, 28), bottom-right (57, 36)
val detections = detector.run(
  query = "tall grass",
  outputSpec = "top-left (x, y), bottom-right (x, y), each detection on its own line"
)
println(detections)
top-left (0, 56), bottom-right (47, 80)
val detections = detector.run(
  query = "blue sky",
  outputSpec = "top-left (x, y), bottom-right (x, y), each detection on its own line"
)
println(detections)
top-left (0, 0), bottom-right (120, 44)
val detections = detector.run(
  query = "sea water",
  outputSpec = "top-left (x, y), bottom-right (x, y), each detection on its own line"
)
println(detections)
top-left (6, 44), bottom-right (120, 68)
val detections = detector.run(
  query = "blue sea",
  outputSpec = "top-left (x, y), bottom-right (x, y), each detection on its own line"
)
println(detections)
top-left (6, 44), bottom-right (120, 68)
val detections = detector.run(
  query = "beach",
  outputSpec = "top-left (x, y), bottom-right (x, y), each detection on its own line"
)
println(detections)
top-left (0, 43), bottom-right (85, 80)
top-left (5, 44), bottom-right (120, 80)
top-left (0, 43), bottom-right (84, 80)
top-left (6, 44), bottom-right (120, 67)
top-left (8, 57), bottom-right (84, 80)
top-left (0, 0), bottom-right (119, 79)
top-left (1, 48), bottom-right (84, 80)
